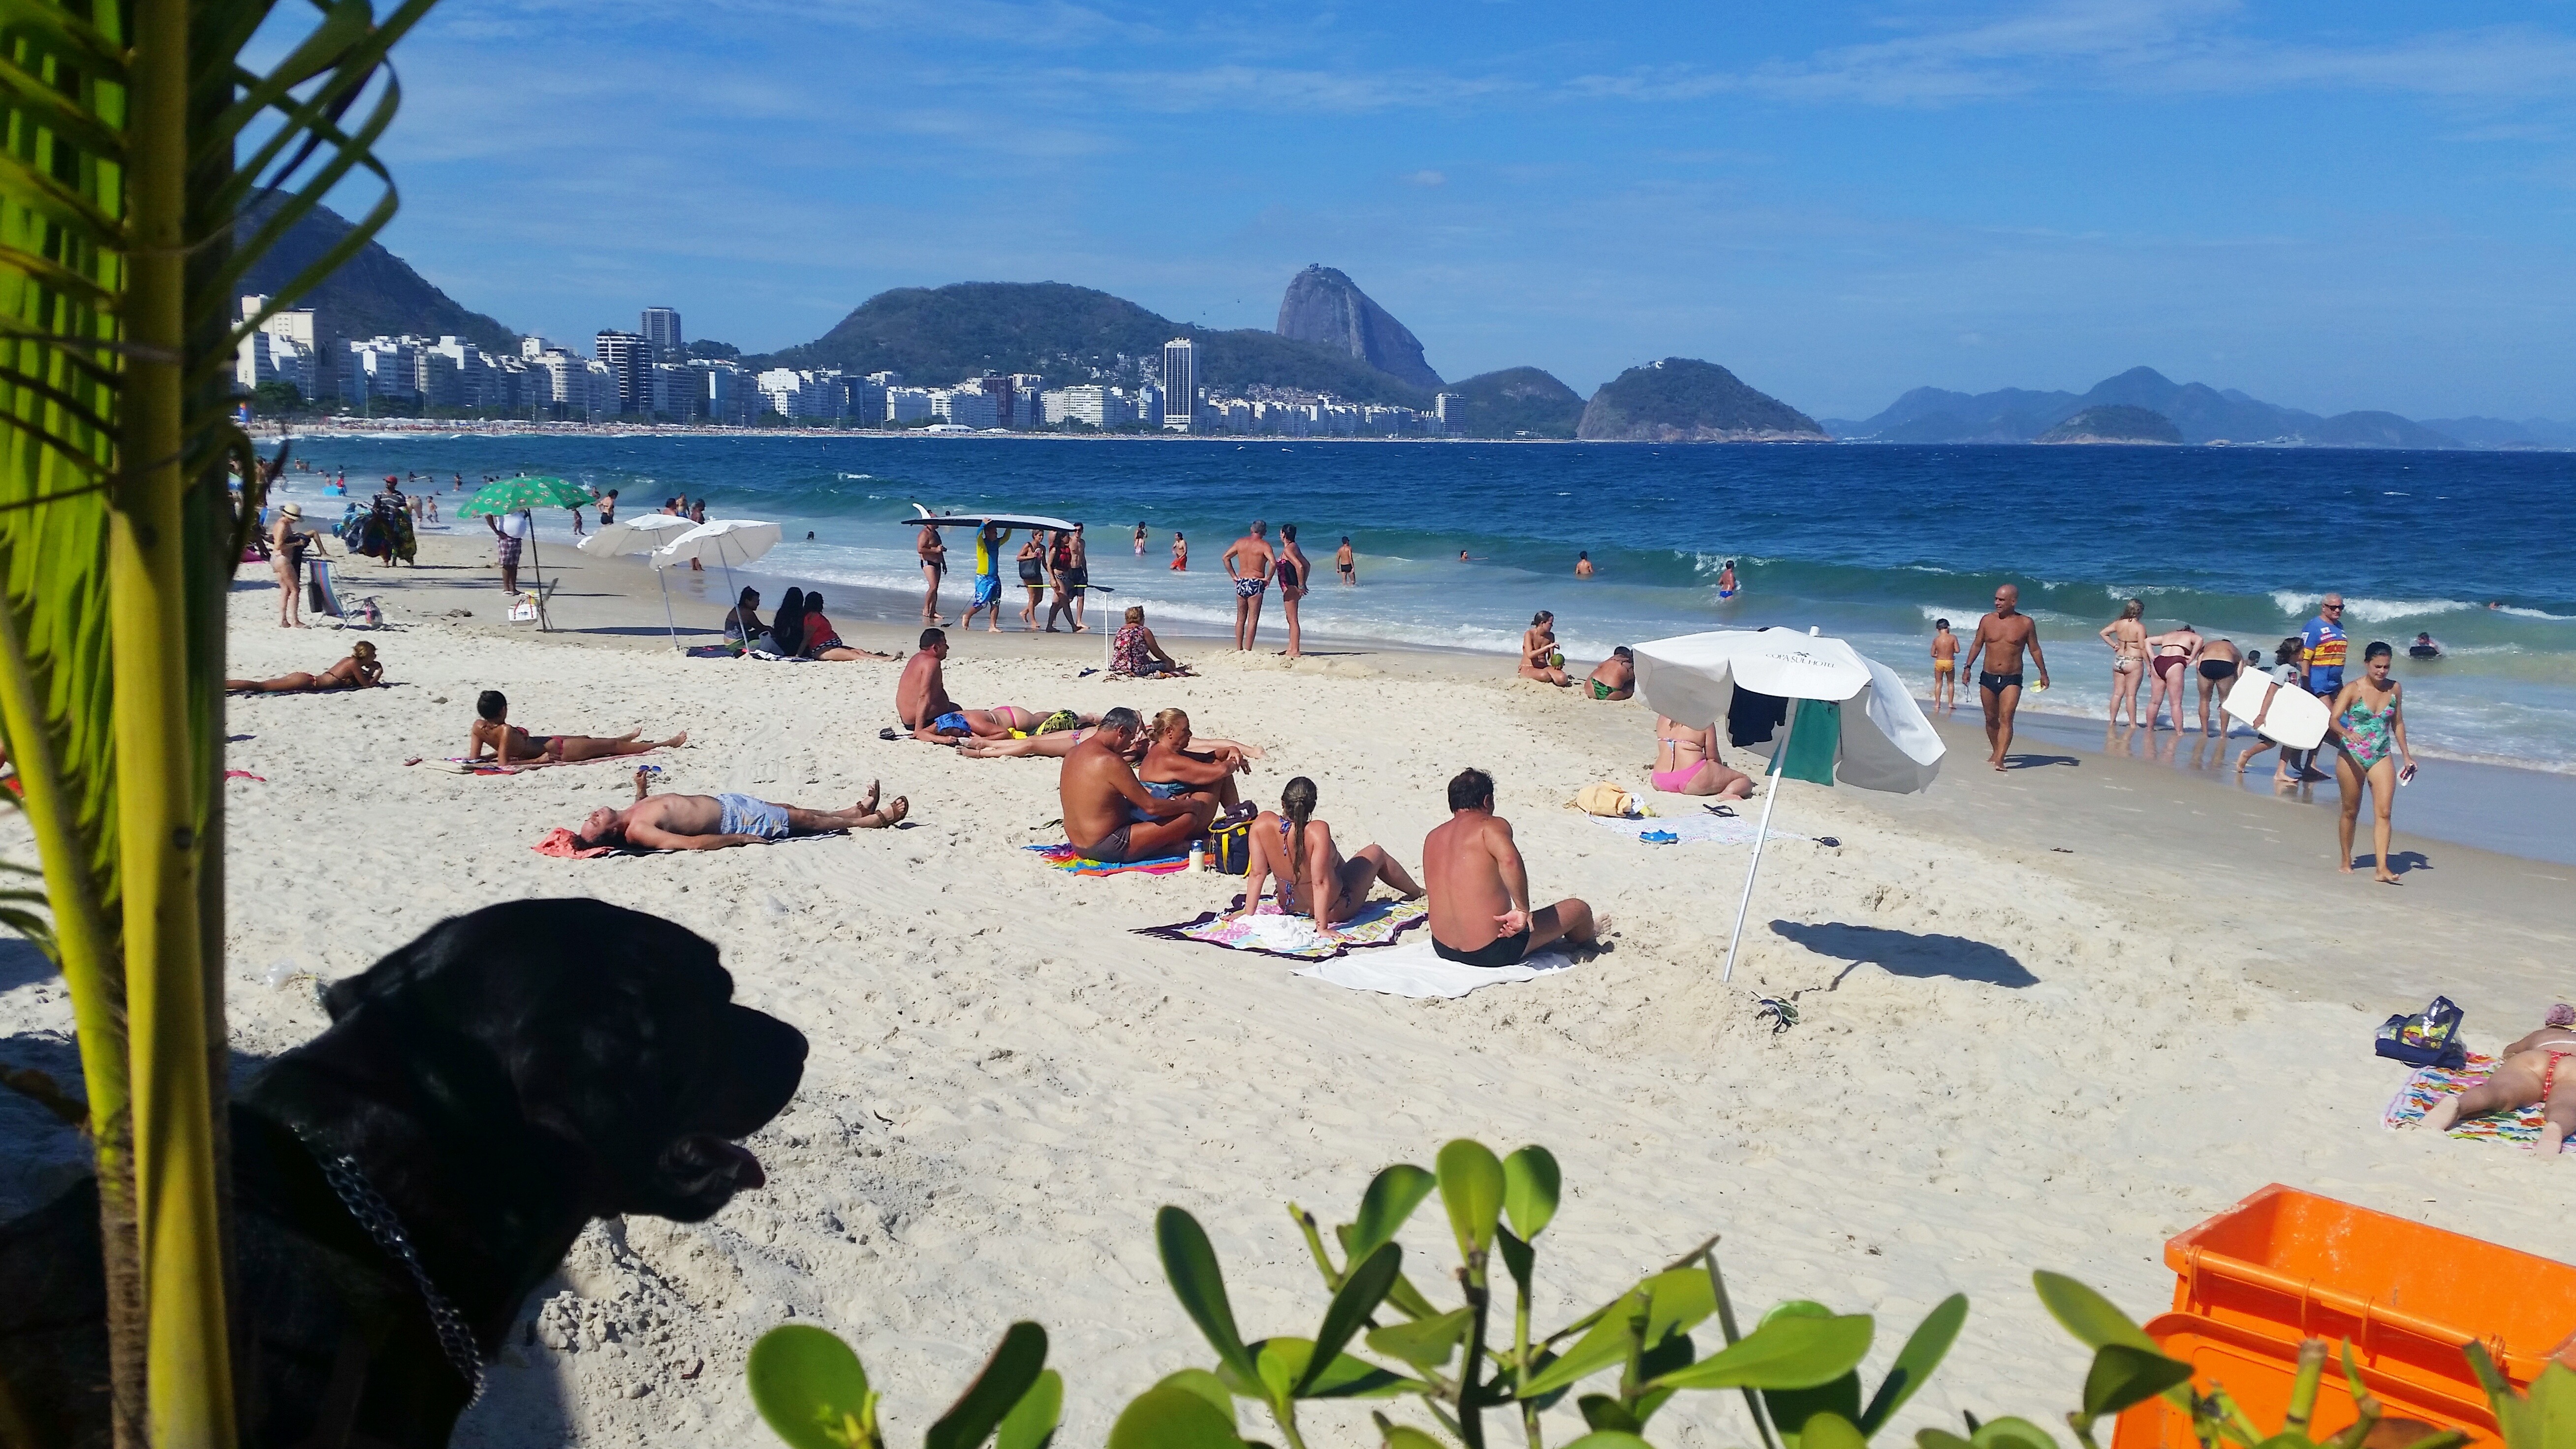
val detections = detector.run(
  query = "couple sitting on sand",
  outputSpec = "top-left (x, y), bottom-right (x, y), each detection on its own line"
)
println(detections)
top-left (895, 628), bottom-right (1101, 744)
top-left (568, 766), bottom-right (908, 850)
top-left (1058, 708), bottom-right (1263, 860)
top-left (2419, 1006), bottom-right (2576, 1156)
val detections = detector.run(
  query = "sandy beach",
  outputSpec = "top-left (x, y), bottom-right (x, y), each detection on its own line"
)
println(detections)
top-left (4, 527), bottom-right (2571, 1447)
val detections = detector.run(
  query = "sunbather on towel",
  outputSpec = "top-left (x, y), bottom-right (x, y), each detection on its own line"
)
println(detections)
top-left (470, 690), bottom-right (686, 765)
top-left (226, 640), bottom-right (383, 693)
top-left (896, 628), bottom-right (1068, 741)
top-left (574, 766), bottom-right (907, 850)
top-left (1233, 775), bottom-right (1421, 930)
top-left (1061, 707), bottom-right (1213, 863)
top-left (1422, 766), bottom-right (1597, 967)
top-left (1141, 708), bottom-right (1261, 812)
top-left (2419, 1004), bottom-right (2576, 1153)
top-left (956, 711), bottom-right (1123, 758)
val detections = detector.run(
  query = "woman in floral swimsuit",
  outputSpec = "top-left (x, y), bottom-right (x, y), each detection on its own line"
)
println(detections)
top-left (2325, 640), bottom-right (2414, 884)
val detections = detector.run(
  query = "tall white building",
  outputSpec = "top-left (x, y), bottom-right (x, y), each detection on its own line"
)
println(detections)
top-left (1039, 384), bottom-right (1132, 429)
top-left (235, 294), bottom-right (320, 400)
top-left (1160, 338), bottom-right (1197, 431)
top-left (885, 387), bottom-right (935, 424)
top-left (935, 388), bottom-right (999, 428)
top-left (596, 331), bottom-right (654, 415)
top-left (640, 307), bottom-right (682, 354)
top-left (1435, 393), bottom-right (1466, 433)
top-left (651, 362), bottom-right (697, 420)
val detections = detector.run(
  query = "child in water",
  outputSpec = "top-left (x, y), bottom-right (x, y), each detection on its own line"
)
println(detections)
top-left (1930, 619), bottom-right (1959, 711)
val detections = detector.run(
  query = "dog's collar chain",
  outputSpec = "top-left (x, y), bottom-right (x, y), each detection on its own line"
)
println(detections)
top-left (291, 1125), bottom-right (487, 1405)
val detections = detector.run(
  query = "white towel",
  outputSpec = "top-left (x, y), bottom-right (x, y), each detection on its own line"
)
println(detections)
top-left (1293, 938), bottom-right (1579, 999)
top-left (1588, 812), bottom-right (1805, 847)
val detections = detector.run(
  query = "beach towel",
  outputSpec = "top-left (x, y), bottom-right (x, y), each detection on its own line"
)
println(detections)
top-left (2380, 1053), bottom-right (2556, 1149)
top-left (1587, 813), bottom-right (1806, 847)
top-left (1025, 842), bottom-right (1192, 876)
top-left (532, 825), bottom-right (847, 859)
top-left (1135, 896), bottom-right (1429, 961)
top-left (1292, 937), bottom-right (1581, 999)
top-left (416, 748), bottom-right (670, 776)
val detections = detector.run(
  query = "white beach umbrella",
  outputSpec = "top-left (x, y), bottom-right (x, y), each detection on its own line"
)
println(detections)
top-left (576, 513), bottom-right (697, 647)
top-left (1632, 627), bottom-right (1945, 980)
top-left (653, 520), bottom-right (785, 648)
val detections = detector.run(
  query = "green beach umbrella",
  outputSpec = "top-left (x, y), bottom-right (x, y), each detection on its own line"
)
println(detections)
top-left (455, 475), bottom-right (597, 630)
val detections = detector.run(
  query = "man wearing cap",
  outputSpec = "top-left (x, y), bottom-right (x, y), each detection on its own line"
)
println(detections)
top-left (269, 501), bottom-right (321, 628)
top-left (486, 506), bottom-right (530, 595)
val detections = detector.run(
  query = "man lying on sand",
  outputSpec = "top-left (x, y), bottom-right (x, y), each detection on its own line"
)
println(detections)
top-left (1061, 707), bottom-right (1214, 862)
top-left (1234, 775), bottom-right (1421, 929)
top-left (1141, 708), bottom-right (1259, 813)
top-left (227, 640), bottom-right (383, 693)
top-left (2419, 1005), bottom-right (2576, 1153)
top-left (471, 690), bottom-right (686, 765)
top-left (575, 767), bottom-right (906, 850)
top-left (1422, 767), bottom-right (1596, 967)
top-left (895, 628), bottom-right (1083, 741)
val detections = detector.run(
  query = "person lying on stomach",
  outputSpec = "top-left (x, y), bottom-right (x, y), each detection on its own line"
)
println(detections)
top-left (576, 767), bottom-right (906, 850)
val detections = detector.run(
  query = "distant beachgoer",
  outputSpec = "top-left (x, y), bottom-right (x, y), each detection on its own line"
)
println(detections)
top-left (963, 523), bottom-right (1010, 633)
top-left (1060, 707), bottom-right (1214, 863)
top-left (1016, 534), bottom-right (1047, 628)
top-left (1111, 605), bottom-right (1190, 677)
top-left (2099, 599), bottom-right (2147, 727)
top-left (2193, 636), bottom-right (2242, 734)
top-left (2410, 631), bottom-right (2442, 659)
top-left (1235, 776), bottom-right (1423, 930)
top-left (598, 489), bottom-right (618, 525)
top-left (690, 498), bottom-right (707, 525)
top-left (1336, 536), bottom-right (1355, 586)
top-left (575, 767), bottom-right (905, 850)
top-left (2145, 622), bottom-right (2202, 731)
top-left (770, 587), bottom-right (807, 657)
top-left (1423, 767), bottom-right (1596, 966)
top-left (1170, 532), bottom-right (1188, 571)
top-left (954, 714), bottom-right (1122, 760)
top-left (486, 508), bottom-right (530, 595)
top-left (1459, 549), bottom-right (1471, 562)
top-left (270, 502), bottom-right (319, 629)
top-left (226, 640), bottom-right (381, 693)
top-left (799, 593), bottom-right (892, 661)
top-left (1963, 584), bottom-right (2048, 771)
top-left (917, 522), bottom-right (947, 624)
top-left (1275, 523), bottom-right (1310, 659)
top-left (1652, 716), bottom-right (1753, 798)
top-left (1134, 521), bottom-right (1147, 555)
top-left (1575, 551), bottom-right (1594, 578)
top-left (1141, 708), bottom-right (1257, 814)
top-left (1586, 646), bottom-right (1634, 701)
top-left (2295, 594), bottom-right (2350, 782)
top-left (2233, 636), bottom-right (2310, 783)
top-left (1717, 559), bottom-right (1738, 599)
top-left (1929, 618), bottom-right (1958, 710)
top-left (1064, 524), bottom-right (1091, 633)
top-left (470, 690), bottom-right (685, 765)
top-left (2326, 640), bottom-right (2414, 884)
top-left (1519, 611), bottom-right (1569, 687)
top-left (722, 587), bottom-right (765, 647)
top-left (1222, 521), bottom-right (1277, 651)
top-left (569, 505), bottom-right (585, 537)
top-left (2418, 1008), bottom-right (2576, 1152)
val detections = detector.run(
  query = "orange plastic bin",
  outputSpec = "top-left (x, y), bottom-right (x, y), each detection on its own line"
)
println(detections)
top-left (2111, 1184), bottom-right (2576, 1449)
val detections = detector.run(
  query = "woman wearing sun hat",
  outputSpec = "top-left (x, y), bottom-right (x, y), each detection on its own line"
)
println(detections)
top-left (270, 501), bottom-right (322, 629)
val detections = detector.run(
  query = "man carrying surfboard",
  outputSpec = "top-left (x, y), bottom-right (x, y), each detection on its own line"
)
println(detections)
top-left (1960, 583), bottom-right (2049, 772)
top-left (962, 522), bottom-right (1011, 633)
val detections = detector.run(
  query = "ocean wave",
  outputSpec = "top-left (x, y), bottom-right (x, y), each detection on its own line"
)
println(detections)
top-left (2267, 592), bottom-right (2477, 624)
top-left (2498, 605), bottom-right (2576, 622)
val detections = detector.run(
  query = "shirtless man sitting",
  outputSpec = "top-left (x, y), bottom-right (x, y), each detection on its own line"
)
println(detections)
top-left (470, 690), bottom-right (685, 765)
top-left (1061, 707), bottom-right (1214, 862)
top-left (896, 628), bottom-right (1039, 741)
top-left (1585, 646), bottom-right (1635, 701)
top-left (1234, 775), bottom-right (1422, 930)
top-left (2419, 1006), bottom-right (2576, 1155)
top-left (1959, 584), bottom-right (2050, 771)
top-left (1421, 767), bottom-right (1596, 967)
top-left (574, 767), bottom-right (906, 850)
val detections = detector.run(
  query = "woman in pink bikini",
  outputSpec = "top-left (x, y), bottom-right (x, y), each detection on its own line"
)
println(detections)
top-left (2420, 1005), bottom-right (2576, 1155)
top-left (1651, 716), bottom-right (1753, 799)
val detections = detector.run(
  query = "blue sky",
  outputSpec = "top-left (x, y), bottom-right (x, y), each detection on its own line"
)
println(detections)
top-left (315, 0), bottom-right (2576, 418)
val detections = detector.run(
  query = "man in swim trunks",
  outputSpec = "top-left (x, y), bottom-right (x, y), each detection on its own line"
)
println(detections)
top-left (1960, 584), bottom-right (2049, 772)
top-left (574, 767), bottom-right (907, 850)
top-left (961, 523), bottom-right (1011, 633)
top-left (1421, 767), bottom-right (1596, 967)
top-left (1060, 707), bottom-right (1214, 862)
top-left (896, 628), bottom-right (1027, 741)
top-left (1585, 646), bottom-right (1634, 701)
top-left (2419, 1006), bottom-right (2576, 1155)
top-left (1222, 520), bottom-right (1276, 651)
top-left (1336, 536), bottom-right (1356, 585)
top-left (2193, 636), bottom-right (2242, 735)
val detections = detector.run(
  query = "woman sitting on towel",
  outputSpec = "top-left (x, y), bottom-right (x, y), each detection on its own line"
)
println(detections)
top-left (1140, 708), bottom-right (1258, 815)
top-left (2419, 1004), bottom-right (2576, 1155)
top-left (1651, 716), bottom-right (1754, 798)
top-left (799, 593), bottom-right (894, 662)
top-left (468, 690), bottom-right (688, 765)
top-left (1111, 605), bottom-right (1191, 677)
top-left (226, 640), bottom-right (383, 693)
top-left (1232, 776), bottom-right (1422, 931)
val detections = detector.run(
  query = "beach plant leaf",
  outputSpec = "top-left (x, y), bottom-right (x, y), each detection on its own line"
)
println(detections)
top-left (1160, 1205), bottom-right (1263, 1386)
top-left (1764, 1372), bottom-right (1863, 1448)
top-left (1524, 1289), bottom-right (1649, 1398)
top-left (2482, 1355), bottom-right (2576, 1449)
top-left (1367, 1307), bottom-right (1475, 1371)
top-left (1379, 1423), bottom-right (1449, 1449)
top-left (1969, 1417), bottom-right (2064, 1449)
top-left (1805, 1411), bottom-right (1870, 1449)
top-left (1157, 1369), bottom-right (1239, 1420)
top-left (2032, 1273), bottom-right (2156, 1354)
top-left (1646, 1312), bottom-right (1875, 1392)
top-left (748, 1324), bottom-right (880, 1449)
top-left (995, 1369), bottom-right (1064, 1449)
top-left (1256, 1338), bottom-right (1300, 1405)
top-left (1436, 1139), bottom-right (1508, 1260)
top-left (925, 1321), bottom-right (1049, 1449)
top-left (1581, 1395), bottom-right (1646, 1433)
top-left (1350, 1164), bottom-right (1438, 1265)
top-left (1300, 1240), bottom-right (1403, 1395)
top-left (1563, 1434), bottom-right (1659, 1449)
top-left (2080, 1344), bottom-right (2194, 1421)
top-left (1527, 1269), bottom-right (1719, 1400)
top-left (1861, 1294), bottom-right (1972, 1435)
top-left (1108, 1385), bottom-right (1249, 1449)
top-left (1918, 1432), bottom-right (1977, 1449)
top-left (1496, 1225), bottom-right (1536, 1295)
top-left (1502, 1146), bottom-right (1562, 1241)
top-left (1247, 1338), bottom-right (1415, 1402)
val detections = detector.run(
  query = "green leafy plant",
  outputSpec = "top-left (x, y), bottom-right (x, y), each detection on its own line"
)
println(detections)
top-left (747, 1320), bottom-right (1063, 1449)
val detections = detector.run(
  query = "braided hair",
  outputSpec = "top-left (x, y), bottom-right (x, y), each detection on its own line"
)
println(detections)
top-left (1281, 776), bottom-right (1319, 906)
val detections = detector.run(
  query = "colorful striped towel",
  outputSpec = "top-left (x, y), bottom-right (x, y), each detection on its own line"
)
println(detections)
top-left (2381, 1053), bottom-right (2556, 1148)
top-left (1025, 842), bottom-right (1192, 876)
top-left (1136, 896), bottom-right (1429, 960)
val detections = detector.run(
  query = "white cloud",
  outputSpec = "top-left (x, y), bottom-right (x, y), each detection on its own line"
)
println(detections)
top-left (1405, 169), bottom-right (1446, 186)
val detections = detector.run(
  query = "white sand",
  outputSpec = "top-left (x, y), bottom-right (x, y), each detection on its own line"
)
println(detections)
top-left (4, 543), bottom-right (2573, 1447)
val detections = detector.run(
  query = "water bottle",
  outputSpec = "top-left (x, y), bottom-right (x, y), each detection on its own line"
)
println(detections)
top-left (1189, 841), bottom-right (1205, 873)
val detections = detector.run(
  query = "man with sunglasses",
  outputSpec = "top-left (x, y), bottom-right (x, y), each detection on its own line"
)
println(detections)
top-left (1961, 582), bottom-right (2050, 771)
top-left (2292, 594), bottom-right (2349, 782)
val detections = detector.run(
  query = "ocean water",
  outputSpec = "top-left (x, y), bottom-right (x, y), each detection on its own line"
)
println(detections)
top-left (280, 435), bottom-right (2576, 772)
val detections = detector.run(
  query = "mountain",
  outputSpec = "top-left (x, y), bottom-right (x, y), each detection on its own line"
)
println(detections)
top-left (755, 282), bottom-right (1431, 407)
top-left (2035, 405), bottom-right (2180, 444)
top-left (1273, 265), bottom-right (1444, 391)
top-left (2417, 416), bottom-right (2576, 450)
top-left (1445, 367), bottom-right (1584, 438)
top-left (1576, 358), bottom-right (1825, 441)
top-left (1829, 366), bottom-right (2472, 448)
top-left (239, 193), bottom-right (518, 352)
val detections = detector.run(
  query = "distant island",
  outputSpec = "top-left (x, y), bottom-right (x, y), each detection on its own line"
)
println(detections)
top-left (1576, 359), bottom-right (1825, 441)
top-left (2034, 405), bottom-right (2181, 445)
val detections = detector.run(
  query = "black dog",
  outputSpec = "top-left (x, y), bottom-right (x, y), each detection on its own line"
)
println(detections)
top-left (0, 899), bottom-right (806, 1448)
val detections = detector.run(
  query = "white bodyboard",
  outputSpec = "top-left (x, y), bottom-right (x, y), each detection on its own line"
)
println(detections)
top-left (2225, 673), bottom-right (2330, 750)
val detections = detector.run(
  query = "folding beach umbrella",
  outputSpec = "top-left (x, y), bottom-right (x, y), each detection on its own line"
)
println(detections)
top-left (576, 513), bottom-right (697, 647)
top-left (1631, 627), bottom-right (1945, 980)
top-left (455, 475), bottom-right (597, 630)
top-left (653, 520), bottom-right (784, 647)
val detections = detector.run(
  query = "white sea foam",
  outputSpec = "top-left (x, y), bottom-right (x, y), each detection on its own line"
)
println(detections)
top-left (2499, 606), bottom-right (2576, 622)
top-left (2267, 592), bottom-right (2476, 624)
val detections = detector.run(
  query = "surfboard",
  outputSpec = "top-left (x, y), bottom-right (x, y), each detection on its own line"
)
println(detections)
top-left (2224, 672), bottom-right (2330, 750)
top-left (899, 504), bottom-right (1079, 532)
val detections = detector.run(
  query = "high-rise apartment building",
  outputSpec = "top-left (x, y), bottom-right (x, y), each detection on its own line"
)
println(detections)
top-left (1160, 338), bottom-right (1197, 431)
top-left (595, 330), bottom-right (654, 415)
top-left (640, 308), bottom-right (683, 354)
top-left (1435, 393), bottom-right (1466, 434)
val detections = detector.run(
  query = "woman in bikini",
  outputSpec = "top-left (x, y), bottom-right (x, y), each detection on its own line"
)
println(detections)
top-left (468, 690), bottom-right (687, 765)
top-left (2098, 599), bottom-right (2149, 727)
top-left (1519, 611), bottom-right (1570, 686)
top-left (1042, 530), bottom-right (1078, 632)
top-left (1139, 708), bottom-right (1260, 814)
top-left (2143, 622), bottom-right (2201, 732)
top-left (2326, 639), bottom-right (2414, 884)
top-left (2420, 1006), bottom-right (2576, 1154)
top-left (1651, 716), bottom-right (1754, 798)
top-left (917, 522), bottom-right (947, 625)
top-left (800, 594), bottom-right (894, 661)
top-left (1232, 776), bottom-right (1422, 931)
top-left (270, 502), bottom-right (319, 628)
top-left (1016, 535), bottom-right (1047, 628)
top-left (953, 711), bottom-right (1127, 759)
top-left (1134, 521), bottom-right (1147, 555)
top-left (1274, 523), bottom-right (1311, 660)
top-left (226, 640), bottom-right (382, 693)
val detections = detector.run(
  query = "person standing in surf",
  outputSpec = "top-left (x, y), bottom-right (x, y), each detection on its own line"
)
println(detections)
top-left (1717, 559), bottom-right (1739, 598)
top-left (1134, 521), bottom-right (1147, 556)
top-left (1962, 584), bottom-right (2049, 771)
top-left (1275, 523), bottom-right (1311, 660)
top-left (1336, 536), bottom-right (1356, 586)
top-left (917, 521), bottom-right (947, 625)
top-left (2294, 594), bottom-right (2349, 782)
top-left (1223, 520), bottom-right (1276, 652)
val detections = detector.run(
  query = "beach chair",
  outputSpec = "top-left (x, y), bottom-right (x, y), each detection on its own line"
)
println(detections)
top-left (305, 557), bottom-right (343, 619)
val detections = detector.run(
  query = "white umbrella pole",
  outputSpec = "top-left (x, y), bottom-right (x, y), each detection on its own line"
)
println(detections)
top-left (1720, 702), bottom-right (1796, 983)
top-left (658, 565), bottom-right (679, 651)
